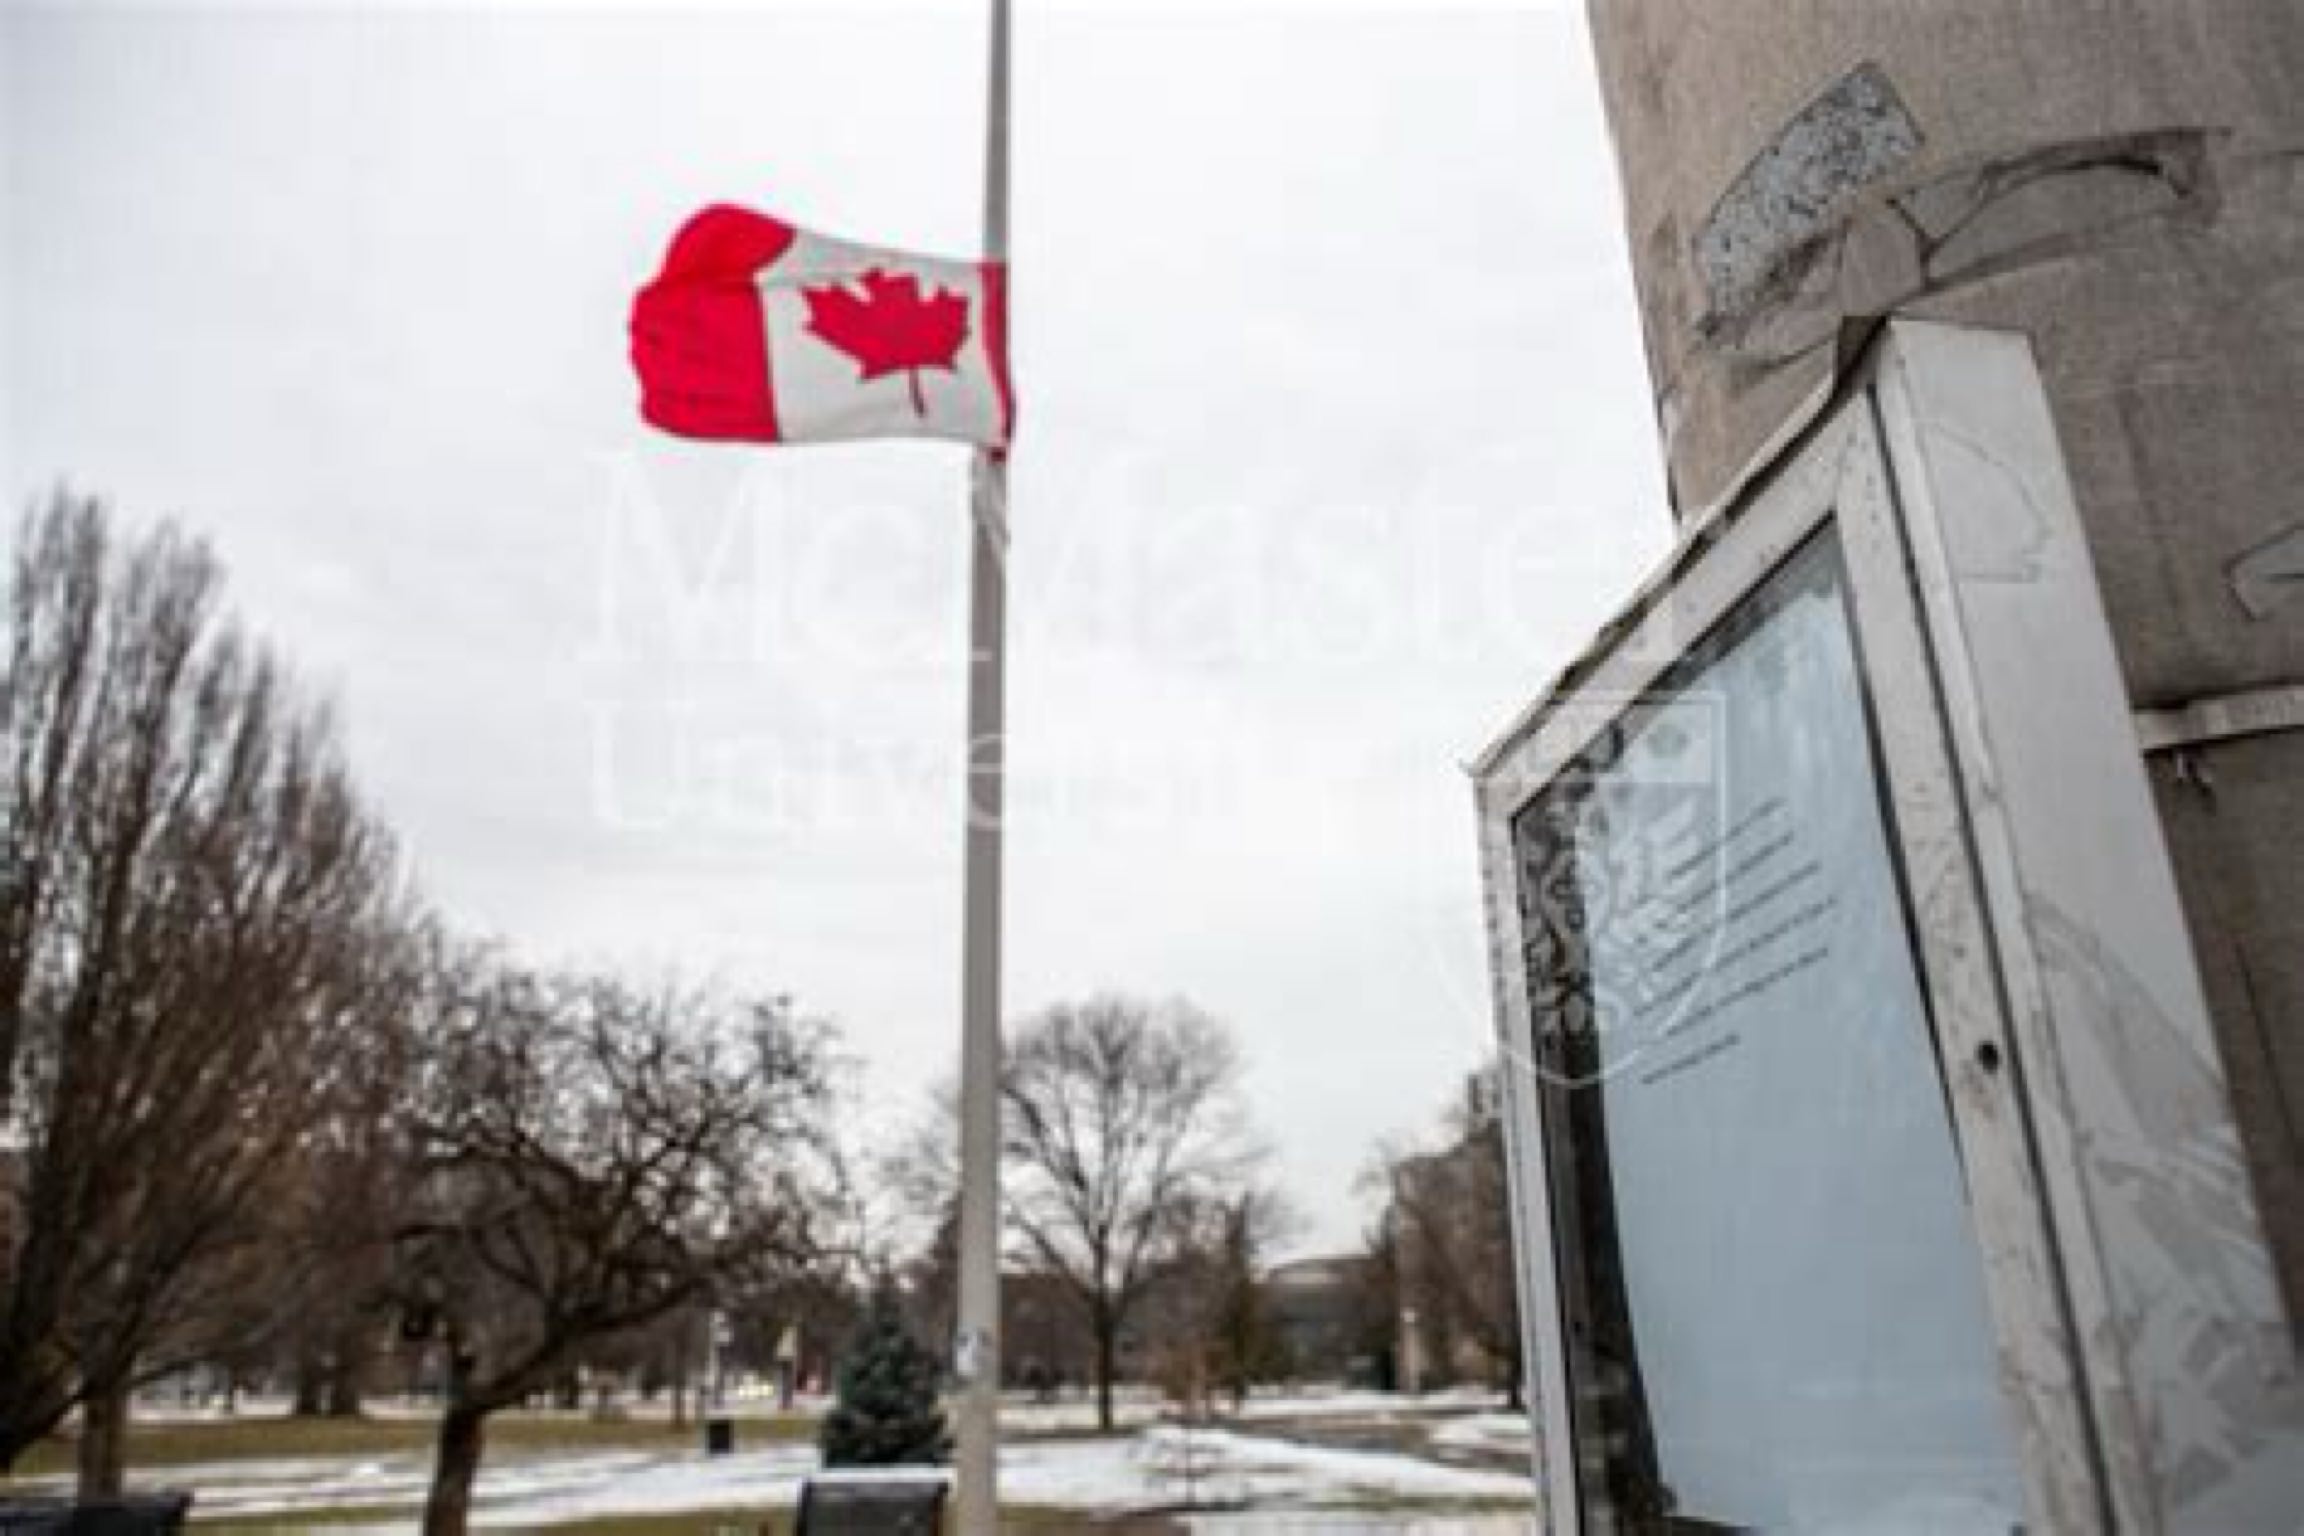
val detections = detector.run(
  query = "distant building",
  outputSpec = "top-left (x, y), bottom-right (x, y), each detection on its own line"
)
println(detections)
top-left (1001, 1269), bottom-right (1095, 1395)
top-left (1264, 1253), bottom-right (1379, 1385)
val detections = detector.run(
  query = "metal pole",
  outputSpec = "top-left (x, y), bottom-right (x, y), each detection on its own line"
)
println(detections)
top-left (953, 2), bottom-right (1010, 1531)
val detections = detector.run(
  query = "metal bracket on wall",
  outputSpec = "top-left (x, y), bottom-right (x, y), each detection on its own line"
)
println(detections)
top-left (2134, 683), bottom-right (2304, 754)
top-left (2230, 525), bottom-right (2304, 620)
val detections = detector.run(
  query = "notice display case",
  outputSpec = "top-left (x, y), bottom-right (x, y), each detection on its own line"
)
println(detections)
top-left (1472, 323), bottom-right (2304, 1533)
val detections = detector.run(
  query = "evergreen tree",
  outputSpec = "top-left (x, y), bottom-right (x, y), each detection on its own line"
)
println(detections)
top-left (819, 1289), bottom-right (951, 1467)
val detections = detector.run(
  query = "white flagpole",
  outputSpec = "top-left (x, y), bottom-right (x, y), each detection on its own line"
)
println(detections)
top-left (953, 0), bottom-right (1010, 1531)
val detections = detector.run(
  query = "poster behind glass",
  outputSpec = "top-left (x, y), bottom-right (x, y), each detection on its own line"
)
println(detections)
top-left (1512, 531), bottom-right (2025, 1531)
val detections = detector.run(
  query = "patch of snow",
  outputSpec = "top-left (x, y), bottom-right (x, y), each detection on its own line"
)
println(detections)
top-left (1186, 1517), bottom-right (1532, 1535)
top-left (1430, 1414), bottom-right (1533, 1454)
top-left (999, 1425), bottom-right (1533, 1520)
top-left (1235, 1387), bottom-right (1503, 1421)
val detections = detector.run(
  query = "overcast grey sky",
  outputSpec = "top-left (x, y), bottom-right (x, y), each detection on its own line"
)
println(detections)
top-left (2, 0), bottom-right (1668, 1255)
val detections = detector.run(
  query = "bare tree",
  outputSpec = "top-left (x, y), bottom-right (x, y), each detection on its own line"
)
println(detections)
top-left (1146, 1184), bottom-right (1295, 1416)
top-left (269, 917), bottom-right (432, 1419)
top-left (0, 494), bottom-right (405, 1484)
top-left (395, 957), bottom-right (837, 1536)
top-left (1000, 995), bottom-right (1262, 1431)
top-left (1369, 1068), bottom-right (1522, 1406)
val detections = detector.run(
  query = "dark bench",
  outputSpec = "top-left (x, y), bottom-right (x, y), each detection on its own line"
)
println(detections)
top-left (0, 1494), bottom-right (194, 1534)
top-left (795, 1472), bottom-right (948, 1534)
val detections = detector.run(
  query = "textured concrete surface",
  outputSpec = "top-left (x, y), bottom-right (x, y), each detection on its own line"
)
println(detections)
top-left (1585, 0), bottom-right (2304, 1363)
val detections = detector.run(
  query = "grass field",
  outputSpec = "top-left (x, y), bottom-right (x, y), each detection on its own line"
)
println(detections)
top-left (9, 1410), bottom-right (815, 1479)
top-left (204, 1506), bottom-right (1185, 1534)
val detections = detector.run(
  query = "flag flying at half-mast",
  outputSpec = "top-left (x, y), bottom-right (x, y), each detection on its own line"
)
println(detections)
top-left (631, 203), bottom-right (1013, 449)
top-left (626, 16), bottom-right (1014, 1527)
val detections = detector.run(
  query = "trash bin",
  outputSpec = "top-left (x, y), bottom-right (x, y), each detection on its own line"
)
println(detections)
top-left (704, 1416), bottom-right (736, 1456)
top-left (0, 1494), bottom-right (194, 1534)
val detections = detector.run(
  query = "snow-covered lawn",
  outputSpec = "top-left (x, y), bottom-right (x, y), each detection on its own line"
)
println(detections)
top-left (11, 1419), bottom-right (1535, 1530)
top-left (1428, 1414), bottom-right (1533, 1458)
top-left (997, 1384), bottom-right (1507, 1438)
top-left (1009, 1425), bottom-right (1532, 1513)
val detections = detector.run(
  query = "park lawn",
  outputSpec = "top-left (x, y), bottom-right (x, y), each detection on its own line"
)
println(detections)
top-left (542, 1511), bottom-right (1183, 1535)
top-left (9, 1410), bottom-right (817, 1480)
top-left (199, 1505), bottom-right (1183, 1533)
top-left (180, 1504), bottom-right (410, 1529)
top-left (191, 1507), bottom-right (793, 1534)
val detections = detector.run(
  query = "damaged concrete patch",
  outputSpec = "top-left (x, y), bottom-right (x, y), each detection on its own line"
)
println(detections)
top-left (1696, 126), bottom-right (2229, 378)
top-left (1694, 63), bottom-right (1921, 324)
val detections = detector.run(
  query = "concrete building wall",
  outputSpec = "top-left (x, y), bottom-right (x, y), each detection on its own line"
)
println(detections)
top-left (1585, 0), bottom-right (2304, 1327)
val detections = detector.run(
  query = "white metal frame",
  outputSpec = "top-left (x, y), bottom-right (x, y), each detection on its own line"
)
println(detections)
top-left (1472, 321), bottom-right (2304, 1533)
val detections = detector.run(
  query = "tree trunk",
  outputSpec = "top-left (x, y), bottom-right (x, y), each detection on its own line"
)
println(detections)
top-left (326, 1361), bottom-right (365, 1419)
top-left (326, 1324), bottom-right (369, 1418)
top-left (423, 1339), bottom-right (492, 1536)
top-left (423, 1404), bottom-right (487, 1536)
top-left (75, 1380), bottom-right (129, 1500)
top-left (1093, 1298), bottom-right (1117, 1432)
top-left (292, 1343), bottom-right (326, 1417)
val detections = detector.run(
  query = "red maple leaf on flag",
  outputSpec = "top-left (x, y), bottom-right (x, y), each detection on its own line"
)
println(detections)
top-left (803, 269), bottom-right (973, 417)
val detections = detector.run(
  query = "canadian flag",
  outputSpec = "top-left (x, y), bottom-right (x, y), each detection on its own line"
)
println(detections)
top-left (631, 204), bottom-right (1012, 449)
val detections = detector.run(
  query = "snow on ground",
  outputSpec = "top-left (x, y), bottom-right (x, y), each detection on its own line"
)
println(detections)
top-left (19, 1422), bottom-right (1533, 1529)
top-left (1099, 1426), bottom-right (1535, 1508)
top-left (1184, 1518), bottom-right (1529, 1535)
top-left (1429, 1414), bottom-right (1533, 1457)
top-left (458, 1444), bottom-right (820, 1528)
top-left (1239, 1388), bottom-right (1502, 1421)
top-left (44, 1390), bottom-right (1535, 1528)
top-left (490, 1428), bottom-right (1536, 1531)
top-left (995, 1384), bottom-right (1503, 1437)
